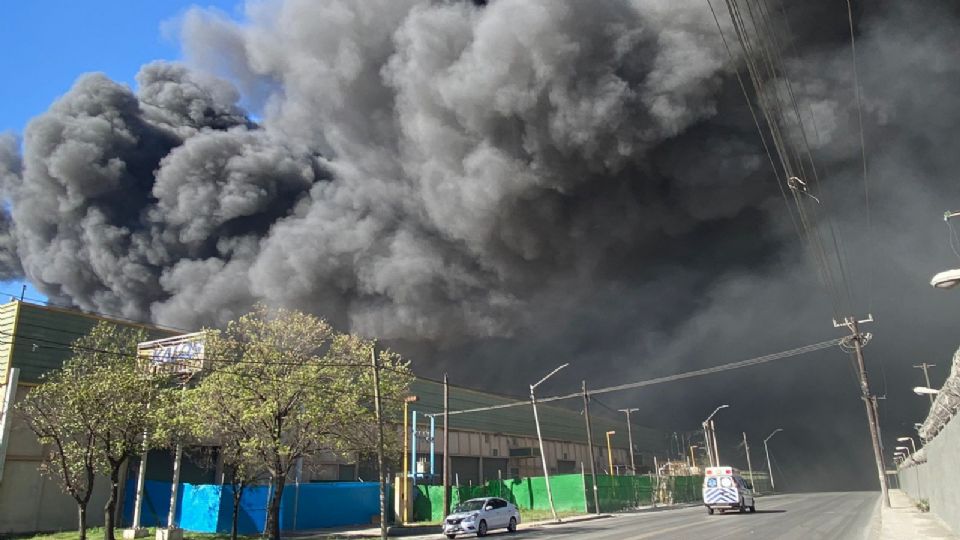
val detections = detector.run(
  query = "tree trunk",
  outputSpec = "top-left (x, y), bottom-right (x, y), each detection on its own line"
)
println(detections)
top-left (103, 464), bottom-right (120, 540)
top-left (268, 477), bottom-right (286, 540)
top-left (78, 504), bottom-right (88, 540)
top-left (231, 484), bottom-right (245, 540)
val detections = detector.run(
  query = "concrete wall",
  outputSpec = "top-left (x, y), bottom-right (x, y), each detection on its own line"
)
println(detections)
top-left (0, 384), bottom-right (117, 534)
top-left (897, 411), bottom-right (960, 535)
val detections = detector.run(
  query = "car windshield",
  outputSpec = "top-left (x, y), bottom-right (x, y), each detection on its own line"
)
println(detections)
top-left (455, 500), bottom-right (487, 512)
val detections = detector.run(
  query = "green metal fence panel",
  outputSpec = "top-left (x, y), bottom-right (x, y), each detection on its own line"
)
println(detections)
top-left (412, 474), bottom-right (703, 522)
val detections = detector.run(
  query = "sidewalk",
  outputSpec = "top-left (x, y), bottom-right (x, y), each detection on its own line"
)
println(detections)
top-left (881, 489), bottom-right (958, 539)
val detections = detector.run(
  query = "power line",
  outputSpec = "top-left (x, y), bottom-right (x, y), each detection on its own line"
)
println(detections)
top-left (442, 337), bottom-right (844, 417)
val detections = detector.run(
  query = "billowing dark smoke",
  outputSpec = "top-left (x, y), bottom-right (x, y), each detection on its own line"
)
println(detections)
top-left (2, 0), bottom-right (960, 490)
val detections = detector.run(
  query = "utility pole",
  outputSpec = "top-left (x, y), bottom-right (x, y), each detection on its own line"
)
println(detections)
top-left (442, 373), bottom-right (450, 519)
top-left (835, 315), bottom-right (890, 508)
top-left (913, 363), bottom-right (937, 405)
top-left (582, 381), bottom-right (600, 515)
top-left (742, 432), bottom-right (754, 488)
top-left (371, 347), bottom-right (387, 540)
top-left (618, 408), bottom-right (639, 474)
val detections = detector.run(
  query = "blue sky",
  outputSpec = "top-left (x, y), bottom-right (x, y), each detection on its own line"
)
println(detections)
top-left (0, 0), bottom-right (242, 303)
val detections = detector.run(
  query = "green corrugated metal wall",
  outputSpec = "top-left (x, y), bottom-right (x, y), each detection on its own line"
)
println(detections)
top-left (4, 301), bottom-right (177, 383)
top-left (414, 474), bottom-right (704, 522)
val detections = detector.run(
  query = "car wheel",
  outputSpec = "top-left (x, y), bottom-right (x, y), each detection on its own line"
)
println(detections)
top-left (707, 507), bottom-right (714, 515)
top-left (750, 503), bottom-right (756, 513)
top-left (447, 535), bottom-right (457, 539)
top-left (508, 516), bottom-right (517, 532)
top-left (739, 500), bottom-right (747, 513)
top-left (477, 520), bottom-right (487, 537)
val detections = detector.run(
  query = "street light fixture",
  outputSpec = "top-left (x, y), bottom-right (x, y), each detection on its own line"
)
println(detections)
top-left (605, 431), bottom-right (617, 476)
top-left (530, 363), bottom-right (569, 523)
top-left (914, 386), bottom-right (939, 395)
top-left (702, 405), bottom-right (729, 467)
top-left (897, 436), bottom-right (917, 454)
top-left (930, 269), bottom-right (960, 289)
top-left (401, 395), bottom-right (419, 524)
top-left (763, 428), bottom-right (784, 493)
top-left (895, 446), bottom-right (911, 457)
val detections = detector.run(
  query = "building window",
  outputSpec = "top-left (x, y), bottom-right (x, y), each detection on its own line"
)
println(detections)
top-left (492, 448), bottom-right (499, 457)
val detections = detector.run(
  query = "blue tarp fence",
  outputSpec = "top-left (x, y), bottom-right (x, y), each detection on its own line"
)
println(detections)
top-left (123, 479), bottom-right (381, 533)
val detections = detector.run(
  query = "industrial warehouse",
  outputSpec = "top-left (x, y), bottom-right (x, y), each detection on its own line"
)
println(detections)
top-left (0, 300), bottom-right (679, 534)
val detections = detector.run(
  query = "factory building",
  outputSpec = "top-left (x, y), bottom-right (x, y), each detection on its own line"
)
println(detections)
top-left (0, 300), bottom-right (669, 534)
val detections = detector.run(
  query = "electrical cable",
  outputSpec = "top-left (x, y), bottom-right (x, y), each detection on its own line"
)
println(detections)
top-left (444, 337), bottom-right (844, 416)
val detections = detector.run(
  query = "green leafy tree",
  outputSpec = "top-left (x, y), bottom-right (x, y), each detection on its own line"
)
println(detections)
top-left (18, 321), bottom-right (163, 540)
top-left (194, 306), bottom-right (412, 540)
top-left (183, 390), bottom-right (267, 540)
top-left (79, 322), bottom-right (163, 540)
top-left (19, 368), bottom-right (100, 540)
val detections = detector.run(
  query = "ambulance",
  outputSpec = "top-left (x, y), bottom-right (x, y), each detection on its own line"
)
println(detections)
top-left (702, 466), bottom-right (756, 514)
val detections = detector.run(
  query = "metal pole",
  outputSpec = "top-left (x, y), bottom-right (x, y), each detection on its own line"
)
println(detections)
top-left (402, 400), bottom-right (410, 523)
top-left (702, 423), bottom-right (713, 469)
top-left (166, 384), bottom-right (188, 531)
top-left (846, 317), bottom-right (891, 508)
top-left (370, 348), bottom-right (388, 539)
top-left (530, 386), bottom-right (559, 522)
top-left (411, 410), bottom-right (418, 487)
top-left (167, 442), bottom-right (183, 529)
top-left (764, 440), bottom-right (775, 493)
top-left (710, 420), bottom-right (720, 466)
top-left (430, 415), bottom-right (436, 480)
top-left (582, 381), bottom-right (600, 515)
top-left (742, 432), bottom-right (754, 488)
top-left (442, 374), bottom-right (450, 518)
top-left (913, 363), bottom-right (936, 405)
top-left (619, 408), bottom-right (638, 474)
top-left (605, 432), bottom-right (615, 476)
top-left (131, 444), bottom-right (148, 530)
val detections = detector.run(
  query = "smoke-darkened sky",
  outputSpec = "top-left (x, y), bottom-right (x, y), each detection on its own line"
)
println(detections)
top-left (2, 0), bottom-right (959, 491)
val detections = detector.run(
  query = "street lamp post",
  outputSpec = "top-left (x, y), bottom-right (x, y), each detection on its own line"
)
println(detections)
top-left (402, 395), bottom-right (419, 524)
top-left (702, 405), bottom-right (729, 467)
top-left (605, 431), bottom-right (616, 476)
top-left (763, 428), bottom-right (783, 494)
top-left (618, 408), bottom-right (639, 474)
top-left (530, 363), bottom-right (569, 523)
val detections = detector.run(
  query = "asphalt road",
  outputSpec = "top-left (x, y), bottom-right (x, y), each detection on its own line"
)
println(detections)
top-left (431, 492), bottom-right (880, 540)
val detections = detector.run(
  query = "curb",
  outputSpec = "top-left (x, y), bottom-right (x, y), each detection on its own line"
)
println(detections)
top-left (521, 513), bottom-right (613, 528)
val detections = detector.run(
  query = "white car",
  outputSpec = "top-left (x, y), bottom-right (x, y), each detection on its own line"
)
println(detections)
top-left (442, 497), bottom-right (520, 538)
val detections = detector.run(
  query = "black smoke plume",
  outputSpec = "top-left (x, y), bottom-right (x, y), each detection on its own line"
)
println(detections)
top-left (2, 0), bottom-right (960, 490)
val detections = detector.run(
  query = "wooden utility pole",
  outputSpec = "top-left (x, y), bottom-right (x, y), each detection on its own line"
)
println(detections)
top-left (741, 432), bottom-right (754, 488)
top-left (913, 363), bottom-right (937, 405)
top-left (442, 373), bottom-right (450, 518)
top-left (582, 381), bottom-right (600, 514)
top-left (371, 347), bottom-right (387, 540)
top-left (835, 315), bottom-right (890, 508)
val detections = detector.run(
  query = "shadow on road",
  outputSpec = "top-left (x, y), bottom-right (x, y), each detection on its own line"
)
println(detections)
top-left (712, 509), bottom-right (787, 516)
